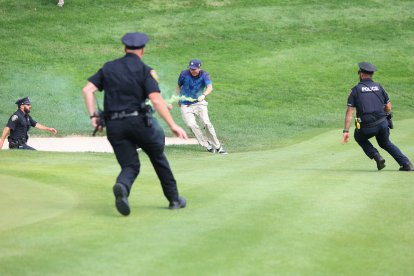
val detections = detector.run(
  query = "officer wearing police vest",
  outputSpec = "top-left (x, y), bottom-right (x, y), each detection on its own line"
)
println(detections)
top-left (342, 62), bottom-right (413, 171)
top-left (0, 97), bottom-right (58, 150)
top-left (82, 32), bottom-right (188, 216)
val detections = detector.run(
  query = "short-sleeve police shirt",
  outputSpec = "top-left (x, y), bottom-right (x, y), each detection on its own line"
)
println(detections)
top-left (177, 70), bottom-right (212, 105)
top-left (88, 53), bottom-right (160, 112)
top-left (7, 110), bottom-right (37, 140)
top-left (347, 78), bottom-right (390, 123)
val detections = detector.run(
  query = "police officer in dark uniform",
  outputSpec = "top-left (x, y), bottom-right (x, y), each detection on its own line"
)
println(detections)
top-left (82, 32), bottom-right (188, 216)
top-left (0, 97), bottom-right (58, 150)
top-left (342, 62), bottom-right (413, 171)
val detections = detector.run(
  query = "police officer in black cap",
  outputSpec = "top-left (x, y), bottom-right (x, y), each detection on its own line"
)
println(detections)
top-left (82, 32), bottom-right (188, 216)
top-left (0, 97), bottom-right (58, 150)
top-left (342, 62), bottom-right (413, 171)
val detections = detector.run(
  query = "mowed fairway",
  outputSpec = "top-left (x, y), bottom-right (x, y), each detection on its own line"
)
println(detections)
top-left (1, 119), bottom-right (413, 275)
top-left (1, 0), bottom-right (414, 274)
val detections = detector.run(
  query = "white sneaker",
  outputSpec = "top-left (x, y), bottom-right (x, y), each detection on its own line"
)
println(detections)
top-left (207, 145), bottom-right (215, 153)
top-left (57, 0), bottom-right (64, 7)
top-left (216, 146), bottom-right (228, 155)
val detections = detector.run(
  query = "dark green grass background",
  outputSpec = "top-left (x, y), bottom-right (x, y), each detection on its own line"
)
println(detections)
top-left (1, 0), bottom-right (414, 275)
top-left (1, 0), bottom-right (413, 151)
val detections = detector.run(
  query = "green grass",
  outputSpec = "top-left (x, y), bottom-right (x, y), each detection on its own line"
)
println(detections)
top-left (1, 0), bottom-right (414, 274)
top-left (1, 0), bottom-right (414, 150)
top-left (1, 119), bottom-right (413, 275)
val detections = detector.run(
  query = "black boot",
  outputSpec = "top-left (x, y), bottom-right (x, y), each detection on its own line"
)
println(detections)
top-left (399, 162), bottom-right (414, 171)
top-left (169, 196), bottom-right (187, 209)
top-left (373, 153), bottom-right (386, 171)
top-left (113, 183), bottom-right (130, 216)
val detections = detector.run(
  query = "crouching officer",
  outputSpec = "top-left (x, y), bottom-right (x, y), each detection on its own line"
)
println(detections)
top-left (342, 62), bottom-right (413, 171)
top-left (0, 97), bottom-right (58, 150)
top-left (82, 32), bottom-right (188, 216)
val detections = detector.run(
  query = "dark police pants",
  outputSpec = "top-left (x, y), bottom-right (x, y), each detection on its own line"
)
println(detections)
top-left (354, 120), bottom-right (409, 166)
top-left (106, 115), bottom-right (180, 203)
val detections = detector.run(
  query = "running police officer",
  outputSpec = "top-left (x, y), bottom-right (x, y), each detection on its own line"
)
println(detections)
top-left (82, 32), bottom-right (188, 216)
top-left (0, 97), bottom-right (58, 150)
top-left (342, 62), bottom-right (413, 171)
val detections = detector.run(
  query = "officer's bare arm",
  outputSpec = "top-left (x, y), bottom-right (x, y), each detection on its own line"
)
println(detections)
top-left (0, 127), bottom-right (11, 149)
top-left (344, 106), bottom-right (354, 131)
top-left (150, 92), bottom-right (177, 127)
top-left (385, 102), bottom-right (391, 113)
top-left (149, 92), bottom-right (187, 139)
top-left (82, 81), bottom-right (98, 116)
top-left (35, 123), bottom-right (58, 134)
top-left (82, 81), bottom-right (100, 128)
top-left (342, 106), bottom-right (354, 144)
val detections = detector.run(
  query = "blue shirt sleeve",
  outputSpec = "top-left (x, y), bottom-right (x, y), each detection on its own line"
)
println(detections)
top-left (203, 72), bottom-right (212, 86)
top-left (177, 72), bottom-right (184, 86)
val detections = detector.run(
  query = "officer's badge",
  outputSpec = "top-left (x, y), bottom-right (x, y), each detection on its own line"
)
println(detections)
top-left (150, 70), bottom-right (159, 83)
top-left (11, 115), bottom-right (18, 122)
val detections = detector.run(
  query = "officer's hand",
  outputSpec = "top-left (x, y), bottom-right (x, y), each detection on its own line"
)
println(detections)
top-left (171, 124), bottom-right (188, 139)
top-left (342, 132), bottom-right (349, 144)
top-left (48, 128), bottom-right (58, 135)
top-left (197, 94), bottom-right (206, 102)
top-left (91, 117), bottom-right (98, 128)
top-left (91, 117), bottom-right (103, 132)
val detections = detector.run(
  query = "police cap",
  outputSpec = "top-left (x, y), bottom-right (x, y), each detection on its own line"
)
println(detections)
top-left (358, 62), bottom-right (377, 73)
top-left (121, 32), bottom-right (149, 50)
top-left (15, 97), bottom-right (31, 106)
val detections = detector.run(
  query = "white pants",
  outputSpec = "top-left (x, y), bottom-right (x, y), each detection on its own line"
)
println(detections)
top-left (180, 101), bottom-right (220, 149)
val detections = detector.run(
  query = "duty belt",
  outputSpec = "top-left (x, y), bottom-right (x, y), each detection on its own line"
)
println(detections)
top-left (108, 111), bottom-right (139, 120)
top-left (361, 116), bottom-right (387, 128)
top-left (8, 137), bottom-right (27, 148)
top-left (8, 137), bottom-right (27, 143)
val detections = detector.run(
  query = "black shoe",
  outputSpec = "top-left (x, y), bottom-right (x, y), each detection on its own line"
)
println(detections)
top-left (399, 162), bottom-right (414, 171)
top-left (169, 196), bottom-right (186, 209)
top-left (373, 153), bottom-right (386, 170)
top-left (113, 183), bottom-right (130, 216)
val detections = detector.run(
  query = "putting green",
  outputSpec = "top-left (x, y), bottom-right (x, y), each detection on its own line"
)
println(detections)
top-left (0, 175), bottom-right (77, 231)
